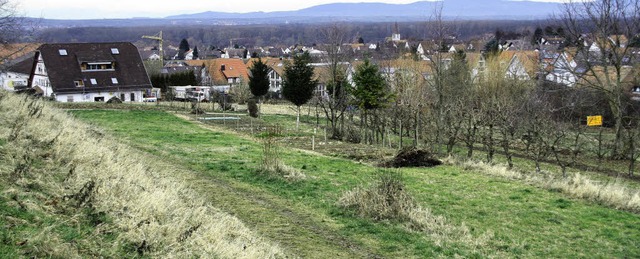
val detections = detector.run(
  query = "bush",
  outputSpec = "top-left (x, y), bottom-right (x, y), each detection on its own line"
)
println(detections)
top-left (339, 171), bottom-right (415, 221)
top-left (344, 126), bottom-right (361, 144)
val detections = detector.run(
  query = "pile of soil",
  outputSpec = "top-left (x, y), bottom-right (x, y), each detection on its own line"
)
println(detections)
top-left (106, 97), bottom-right (123, 104)
top-left (382, 148), bottom-right (442, 168)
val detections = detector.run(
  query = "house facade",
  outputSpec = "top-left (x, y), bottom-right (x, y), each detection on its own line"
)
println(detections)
top-left (1, 57), bottom-right (33, 92)
top-left (28, 42), bottom-right (152, 102)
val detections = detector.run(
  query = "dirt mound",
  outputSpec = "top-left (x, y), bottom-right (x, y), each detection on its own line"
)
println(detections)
top-left (383, 148), bottom-right (442, 168)
top-left (106, 97), bottom-right (122, 103)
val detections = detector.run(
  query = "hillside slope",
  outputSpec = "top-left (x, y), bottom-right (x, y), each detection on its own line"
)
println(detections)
top-left (0, 92), bottom-right (282, 257)
top-left (69, 108), bottom-right (640, 258)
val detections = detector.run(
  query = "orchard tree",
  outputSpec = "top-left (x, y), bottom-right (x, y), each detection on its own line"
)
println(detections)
top-left (248, 57), bottom-right (271, 117)
top-left (559, 0), bottom-right (640, 157)
top-left (282, 52), bottom-right (317, 130)
top-left (319, 24), bottom-right (351, 139)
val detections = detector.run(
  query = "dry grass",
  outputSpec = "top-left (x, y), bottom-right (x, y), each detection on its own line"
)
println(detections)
top-left (338, 171), bottom-right (493, 256)
top-left (260, 128), bottom-right (306, 181)
top-left (445, 156), bottom-right (640, 214)
top-left (0, 92), bottom-right (285, 257)
top-left (260, 104), bottom-right (298, 116)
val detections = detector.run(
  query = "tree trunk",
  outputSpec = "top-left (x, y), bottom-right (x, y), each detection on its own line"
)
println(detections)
top-left (296, 105), bottom-right (301, 131)
top-left (399, 117), bottom-right (403, 149)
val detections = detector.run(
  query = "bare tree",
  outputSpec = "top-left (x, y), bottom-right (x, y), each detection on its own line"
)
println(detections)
top-left (559, 0), bottom-right (640, 157)
top-left (0, 0), bottom-right (34, 71)
top-left (318, 24), bottom-right (350, 140)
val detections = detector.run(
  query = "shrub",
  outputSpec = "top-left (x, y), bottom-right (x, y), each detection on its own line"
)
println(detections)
top-left (343, 126), bottom-right (361, 144)
top-left (259, 127), bottom-right (305, 181)
top-left (339, 171), bottom-right (415, 221)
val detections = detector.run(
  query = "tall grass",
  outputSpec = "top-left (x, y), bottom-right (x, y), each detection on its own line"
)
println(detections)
top-left (338, 171), bottom-right (494, 256)
top-left (0, 92), bottom-right (284, 257)
top-left (446, 157), bottom-right (640, 213)
top-left (259, 126), bottom-right (305, 181)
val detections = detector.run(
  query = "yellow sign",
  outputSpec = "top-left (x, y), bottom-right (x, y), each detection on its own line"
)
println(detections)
top-left (587, 115), bottom-right (603, 127)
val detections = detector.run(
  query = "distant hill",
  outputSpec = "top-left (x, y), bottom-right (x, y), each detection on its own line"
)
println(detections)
top-left (166, 0), bottom-right (564, 20)
top-left (30, 0), bottom-right (566, 28)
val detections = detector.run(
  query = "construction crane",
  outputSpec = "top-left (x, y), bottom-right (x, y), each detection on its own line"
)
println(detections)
top-left (142, 31), bottom-right (164, 64)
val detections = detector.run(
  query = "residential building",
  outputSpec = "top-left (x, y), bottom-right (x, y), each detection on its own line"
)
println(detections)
top-left (28, 42), bottom-right (152, 102)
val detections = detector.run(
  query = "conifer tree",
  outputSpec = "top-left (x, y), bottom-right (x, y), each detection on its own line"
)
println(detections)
top-left (282, 52), bottom-right (317, 130)
top-left (248, 58), bottom-right (271, 117)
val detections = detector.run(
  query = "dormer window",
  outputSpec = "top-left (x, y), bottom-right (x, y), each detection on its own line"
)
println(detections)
top-left (59, 49), bottom-right (68, 56)
top-left (111, 48), bottom-right (120, 55)
top-left (74, 80), bottom-right (84, 87)
top-left (83, 62), bottom-right (114, 71)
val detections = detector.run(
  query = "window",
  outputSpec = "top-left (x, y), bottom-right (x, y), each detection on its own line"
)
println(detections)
top-left (94, 97), bottom-right (105, 102)
top-left (59, 49), bottom-right (68, 56)
top-left (130, 93), bottom-right (135, 102)
top-left (84, 62), bottom-right (114, 71)
top-left (111, 48), bottom-right (120, 55)
top-left (120, 93), bottom-right (126, 101)
top-left (111, 78), bottom-right (118, 84)
top-left (74, 80), bottom-right (84, 87)
top-left (90, 78), bottom-right (97, 85)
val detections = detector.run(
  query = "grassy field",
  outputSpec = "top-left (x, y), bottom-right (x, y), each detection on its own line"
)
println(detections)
top-left (69, 108), bottom-right (640, 258)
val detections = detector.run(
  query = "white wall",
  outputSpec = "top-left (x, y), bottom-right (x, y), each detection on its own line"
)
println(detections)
top-left (55, 91), bottom-right (145, 103)
top-left (0, 71), bottom-right (29, 91)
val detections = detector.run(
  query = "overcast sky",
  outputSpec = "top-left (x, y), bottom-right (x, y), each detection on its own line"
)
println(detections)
top-left (18, 0), bottom-right (568, 20)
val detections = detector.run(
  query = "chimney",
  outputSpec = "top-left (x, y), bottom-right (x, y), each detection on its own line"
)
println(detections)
top-left (221, 64), bottom-right (226, 71)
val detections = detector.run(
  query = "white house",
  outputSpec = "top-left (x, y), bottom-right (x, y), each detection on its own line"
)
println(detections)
top-left (28, 42), bottom-right (152, 102)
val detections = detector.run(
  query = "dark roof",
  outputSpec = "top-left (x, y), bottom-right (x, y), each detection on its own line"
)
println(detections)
top-left (161, 66), bottom-right (199, 75)
top-left (6, 56), bottom-right (35, 74)
top-left (31, 42), bottom-right (152, 94)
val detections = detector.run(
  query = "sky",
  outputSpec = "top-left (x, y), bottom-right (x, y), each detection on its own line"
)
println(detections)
top-left (18, 0), bottom-right (568, 20)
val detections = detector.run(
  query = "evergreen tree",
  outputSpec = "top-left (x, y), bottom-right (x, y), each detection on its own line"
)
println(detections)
top-left (483, 38), bottom-right (500, 56)
top-left (351, 59), bottom-right (391, 144)
top-left (282, 52), bottom-right (317, 130)
top-left (177, 39), bottom-right (190, 60)
top-left (351, 59), bottom-right (389, 110)
top-left (532, 27), bottom-right (544, 45)
top-left (248, 58), bottom-right (272, 117)
top-left (179, 38), bottom-right (190, 52)
top-left (193, 46), bottom-right (199, 59)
